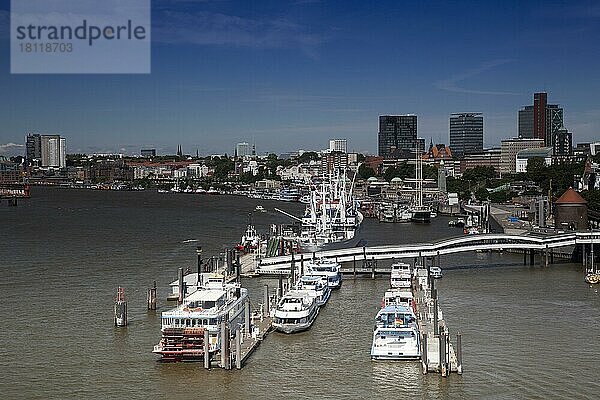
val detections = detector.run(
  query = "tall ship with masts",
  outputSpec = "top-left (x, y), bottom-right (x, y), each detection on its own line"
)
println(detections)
top-left (410, 146), bottom-right (431, 223)
top-left (276, 170), bottom-right (363, 252)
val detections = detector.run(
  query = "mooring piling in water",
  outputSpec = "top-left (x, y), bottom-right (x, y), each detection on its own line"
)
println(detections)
top-left (244, 301), bottom-right (251, 336)
top-left (433, 298), bottom-right (439, 337)
top-left (456, 332), bottom-right (463, 374)
top-left (439, 331), bottom-right (447, 376)
top-left (114, 287), bottom-right (127, 327)
top-left (178, 267), bottom-right (184, 304)
top-left (204, 329), bottom-right (211, 369)
top-left (263, 284), bottom-right (269, 316)
top-left (147, 281), bottom-right (157, 310)
top-left (235, 327), bottom-right (242, 370)
top-left (421, 333), bottom-right (428, 374)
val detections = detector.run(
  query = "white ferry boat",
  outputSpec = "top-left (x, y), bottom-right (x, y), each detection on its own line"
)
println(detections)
top-left (296, 275), bottom-right (331, 306)
top-left (153, 273), bottom-right (248, 362)
top-left (305, 259), bottom-right (342, 289)
top-left (370, 305), bottom-right (421, 360)
top-left (272, 289), bottom-right (320, 334)
top-left (382, 288), bottom-right (414, 310)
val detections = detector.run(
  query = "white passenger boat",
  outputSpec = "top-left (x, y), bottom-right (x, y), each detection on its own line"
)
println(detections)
top-left (382, 288), bottom-right (414, 310)
top-left (390, 263), bottom-right (412, 289)
top-left (153, 273), bottom-right (248, 361)
top-left (296, 275), bottom-right (331, 306)
top-left (371, 305), bottom-right (421, 360)
top-left (272, 289), bottom-right (320, 333)
top-left (305, 259), bottom-right (342, 289)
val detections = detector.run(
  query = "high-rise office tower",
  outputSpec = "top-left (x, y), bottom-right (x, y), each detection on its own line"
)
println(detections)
top-left (26, 133), bottom-right (66, 168)
top-left (25, 133), bottom-right (42, 163)
top-left (518, 92), bottom-right (563, 146)
top-left (552, 126), bottom-right (572, 157)
top-left (378, 115), bottom-right (417, 158)
top-left (235, 142), bottom-right (251, 158)
top-left (328, 139), bottom-right (347, 153)
top-left (449, 112), bottom-right (484, 159)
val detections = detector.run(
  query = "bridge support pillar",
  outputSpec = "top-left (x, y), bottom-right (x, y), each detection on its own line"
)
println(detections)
top-left (592, 244), bottom-right (596, 273)
top-left (300, 254), bottom-right (304, 276)
top-left (583, 244), bottom-right (587, 269)
top-left (371, 257), bottom-right (375, 279)
top-left (529, 249), bottom-right (535, 266)
top-left (550, 249), bottom-right (554, 264)
top-left (544, 247), bottom-right (549, 268)
top-left (353, 255), bottom-right (356, 277)
top-left (523, 249), bottom-right (527, 265)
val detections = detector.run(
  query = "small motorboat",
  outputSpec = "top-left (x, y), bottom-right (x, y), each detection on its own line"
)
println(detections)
top-left (584, 273), bottom-right (600, 284)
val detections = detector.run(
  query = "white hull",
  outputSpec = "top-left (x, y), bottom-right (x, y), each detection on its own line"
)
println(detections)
top-left (370, 328), bottom-right (421, 360)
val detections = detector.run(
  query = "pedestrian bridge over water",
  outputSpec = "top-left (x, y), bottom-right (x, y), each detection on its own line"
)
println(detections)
top-left (256, 231), bottom-right (600, 274)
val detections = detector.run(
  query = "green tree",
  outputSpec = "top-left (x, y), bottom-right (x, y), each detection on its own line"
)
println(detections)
top-left (358, 163), bottom-right (375, 180)
top-left (297, 152), bottom-right (319, 163)
top-left (526, 157), bottom-right (546, 182)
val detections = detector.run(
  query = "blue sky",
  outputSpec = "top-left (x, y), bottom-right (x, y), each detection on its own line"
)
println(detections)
top-left (1, 0), bottom-right (599, 156)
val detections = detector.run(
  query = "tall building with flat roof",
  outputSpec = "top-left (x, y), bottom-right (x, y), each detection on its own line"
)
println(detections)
top-left (25, 133), bottom-right (41, 164)
top-left (26, 133), bottom-right (66, 168)
top-left (449, 112), bottom-right (483, 159)
top-left (328, 139), bottom-right (347, 153)
top-left (378, 115), bottom-right (417, 159)
top-left (518, 92), bottom-right (563, 146)
top-left (235, 142), bottom-right (251, 158)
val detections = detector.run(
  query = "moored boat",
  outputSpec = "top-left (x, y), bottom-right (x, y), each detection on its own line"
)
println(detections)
top-left (296, 275), bottom-right (331, 306)
top-left (305, 259), bottom-right (342, 289)
top-left (153, 273), bottom-right (248, 362)
top-left (370, 305), bottom-right (420, 360)
top-left (272, 289), bottom-right (320, 333)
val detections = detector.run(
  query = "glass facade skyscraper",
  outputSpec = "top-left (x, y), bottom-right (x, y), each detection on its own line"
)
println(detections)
top-left (377, 115), bottom-right (417, 158)
top-left (449, 112), bottom-right (484, 159)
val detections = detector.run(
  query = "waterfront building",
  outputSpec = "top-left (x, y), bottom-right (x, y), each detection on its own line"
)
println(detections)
top-left (517, 92), bottom-right (564, 147)
top-left (378, 115), bottom-right (417, 159)
top-left (515, 147), bottom-right (553, 173)
top-left (449, 112), bottom-right (484, 159)
top-left (416, 138), bottom-right (426, 155)
top-left (554, 188), bottom-right (588, 231)
top-left (500, 138), bottom-right (544, 174)
top-left (0, 156), bottom-right (21, 183)
top-left (329, 139), bottom-right (347, 153)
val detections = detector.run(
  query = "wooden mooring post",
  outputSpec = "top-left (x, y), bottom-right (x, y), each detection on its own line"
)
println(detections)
top-left (178, 267), bottom-right (184, 304)
top-left (147, 281), bottom-right (157, 310)
top-left (204, 329), bottom-right (211, 369)
top-left (114, 287), bottom-right (127, 327)
top-left (235, 327), bottom-right (242, 370)
top-left (263, 284), bottom-right (269, 316)
top-left (421, 333), bottom-right (428, 374)
top-left (456, 332), bottom-right (463, 374)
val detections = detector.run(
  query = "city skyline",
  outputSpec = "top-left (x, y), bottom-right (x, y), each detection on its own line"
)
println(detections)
top-left (1, 1), bottom-right (600, 156)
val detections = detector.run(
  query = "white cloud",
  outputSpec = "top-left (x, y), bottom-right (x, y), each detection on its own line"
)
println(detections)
top-left (435, 59), bottom-right (521, 96)
top-left (0, 143), bottom-right (25, 156)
